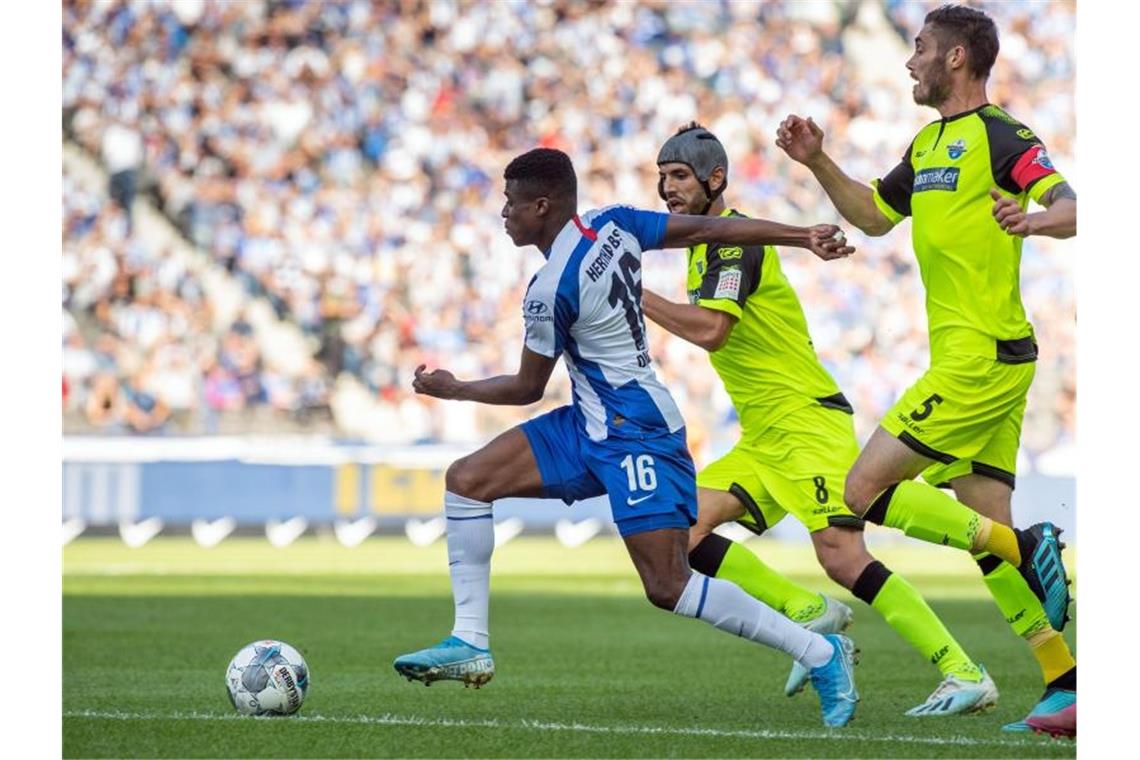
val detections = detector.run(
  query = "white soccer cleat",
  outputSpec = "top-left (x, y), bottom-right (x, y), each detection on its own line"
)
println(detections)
top-left (905, 666), bottom-right (999, 717)
top-left (785, 596), bottom-right (854, 697)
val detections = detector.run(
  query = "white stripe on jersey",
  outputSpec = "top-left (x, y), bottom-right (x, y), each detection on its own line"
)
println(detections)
top-left (563, 354), bottom-right (608, 441)
top-left (522, 206), bottom-right (684, 442)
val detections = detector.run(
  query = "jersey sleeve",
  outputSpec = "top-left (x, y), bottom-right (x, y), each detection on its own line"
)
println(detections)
top-left (522, 279), bottom-right (574, 358)
top-left (600, 205), bottom-right (668, 251)
top-left (871, 140), bottom-right (915, 224)
top-left (695, 243), bottom-right (763, 319)
top-left (982, 110), bottom-right (1067, 203)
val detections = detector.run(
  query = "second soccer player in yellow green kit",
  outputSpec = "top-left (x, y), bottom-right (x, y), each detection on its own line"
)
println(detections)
top-left (643, 122), bottom-right (996, 717)
top-left (774, 3), bottom-right (1075, 737)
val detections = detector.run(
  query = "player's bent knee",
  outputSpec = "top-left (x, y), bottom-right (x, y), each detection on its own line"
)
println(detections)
top-left (445, 457), bottom-right (492, 502)
top-left (842, 477), bottom-right (874, 517)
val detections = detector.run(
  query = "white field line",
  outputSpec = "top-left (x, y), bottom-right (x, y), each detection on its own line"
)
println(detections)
top-left (63, 709), bottom-right (1071, 749)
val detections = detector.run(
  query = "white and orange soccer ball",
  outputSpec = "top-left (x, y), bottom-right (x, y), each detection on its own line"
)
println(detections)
top-left (225, 640), bottom-right (310, 716)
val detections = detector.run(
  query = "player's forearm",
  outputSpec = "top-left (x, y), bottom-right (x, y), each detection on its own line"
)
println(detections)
top-left (643, 290), bottom-right (724, 352)
top-left (806, 152), bottom-right (894, 236)
top-left (1028, 197), bottom-right (1076, 239)
top-left (664, 214), bottom-right (811, 250)
top-left (453, 375), bottom-right (544, 405)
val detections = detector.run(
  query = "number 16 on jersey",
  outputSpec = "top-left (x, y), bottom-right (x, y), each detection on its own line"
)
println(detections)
top-left (621, 454), bottom-right (657, 493)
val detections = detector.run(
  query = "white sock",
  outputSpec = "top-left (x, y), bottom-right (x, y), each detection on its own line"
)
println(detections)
top-left (445, 490), bottom-right (494, 650)
top-left (673, 572), bottom-right (833, 669)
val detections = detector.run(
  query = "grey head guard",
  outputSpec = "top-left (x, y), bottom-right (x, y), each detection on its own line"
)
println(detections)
top-left (656, 127), bottom-right (729, 214)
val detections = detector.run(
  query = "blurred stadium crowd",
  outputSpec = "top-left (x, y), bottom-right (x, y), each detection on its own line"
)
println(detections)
top-left (61, 0), bottom-right (1075, 468)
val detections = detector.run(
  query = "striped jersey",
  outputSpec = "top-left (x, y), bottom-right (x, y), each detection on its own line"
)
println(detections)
top-left (523, 205), bottom-right (684, 442)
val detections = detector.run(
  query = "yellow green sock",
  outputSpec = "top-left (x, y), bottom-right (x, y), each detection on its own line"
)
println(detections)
top-left (853, 560), bottom-right (981, 681)
top-left (973, 552), bottom-right (1073, 684)
top-left (864, 481), bottom-right (982, 549)
top-left (689, 533), bottom-right (825, 623)
top-left (865, 481), bottom-right (1025, 565)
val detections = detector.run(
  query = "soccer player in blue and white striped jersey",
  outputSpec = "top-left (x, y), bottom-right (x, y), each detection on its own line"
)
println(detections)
top-left (393, 148), bottom-right (860, 726)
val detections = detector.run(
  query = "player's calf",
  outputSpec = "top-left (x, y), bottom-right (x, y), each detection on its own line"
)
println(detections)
top-left (625, 527), bottom-right (695, 611)
top-left (640, 572), bottom-right (688, 611)
top-left (812, 528), bottom-right (874, 589)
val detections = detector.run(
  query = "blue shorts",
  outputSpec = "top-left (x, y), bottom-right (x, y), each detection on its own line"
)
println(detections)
top-left (521, 406), bottom-right (697, 537)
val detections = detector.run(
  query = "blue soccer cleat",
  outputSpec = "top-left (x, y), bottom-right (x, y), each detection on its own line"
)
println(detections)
top-left (393, 636), bottom-right (495, 688)
top-left (1018, 522), bottom-right (1072, 631)
top-left (785, 596), bottom-right (854, 697)
top-left (1002, 688), bottom-right (1076, 738)
top-left (808, 633), bottom-right (860, 727)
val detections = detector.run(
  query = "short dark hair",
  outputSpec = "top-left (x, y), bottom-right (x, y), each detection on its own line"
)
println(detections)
top-left (925, 4), bottom-right (999, 79)
top-left (504, 148), bottom-right (577, 202)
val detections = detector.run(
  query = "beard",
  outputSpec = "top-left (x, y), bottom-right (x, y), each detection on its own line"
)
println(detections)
top-left (913, 65), bottom-right (952, 107)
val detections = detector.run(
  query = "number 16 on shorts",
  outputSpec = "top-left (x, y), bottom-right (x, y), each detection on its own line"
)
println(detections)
top-left (621, 454), bottom-right (657, 504)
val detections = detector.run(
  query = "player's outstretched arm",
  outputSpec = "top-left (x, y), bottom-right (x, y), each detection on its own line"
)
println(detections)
top-left (990, 184), bottom-right (1076, 239)
top-left (661, 215), bottom-right (853, 261)
top-left (775, 114), bottom-right (895, 237)
top-left (643, 289), bottom-right (735, 352)
top-left (413, 348), bottom-right (557, 405)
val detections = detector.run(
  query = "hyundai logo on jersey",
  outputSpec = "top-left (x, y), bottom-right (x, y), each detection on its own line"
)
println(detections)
top-left (947, 139), bottom-right (967, 160)
top-left (526, 300), bottom-right (548, 315)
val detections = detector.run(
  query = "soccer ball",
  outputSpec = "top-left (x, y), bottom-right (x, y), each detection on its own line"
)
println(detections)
top-left (224, 640), bottom-right (310, 716)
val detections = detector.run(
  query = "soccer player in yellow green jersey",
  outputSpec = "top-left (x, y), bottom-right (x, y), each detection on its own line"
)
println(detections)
top-left (644, 122), bottom-right (996, 717)
top-left (775, 4), bottom-right (1076, 738)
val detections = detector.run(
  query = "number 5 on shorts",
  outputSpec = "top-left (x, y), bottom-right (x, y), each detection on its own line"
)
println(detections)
top-left (910, 393), bottom-right (944, 421)
top-left (621, 454), bottom-right (657, 492)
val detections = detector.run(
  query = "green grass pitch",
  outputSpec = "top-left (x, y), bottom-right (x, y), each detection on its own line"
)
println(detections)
top-left (63, 536), bottom-right (1076, 758)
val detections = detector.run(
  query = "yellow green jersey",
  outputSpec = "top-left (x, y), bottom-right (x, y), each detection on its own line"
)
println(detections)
top-left (871, 104), bottom-right (1066, 364)
top-left (687, 208), bottom-right (850, 437)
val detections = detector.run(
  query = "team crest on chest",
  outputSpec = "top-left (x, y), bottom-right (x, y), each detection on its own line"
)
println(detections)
top-left (946, 139), bottom-right (967, 160)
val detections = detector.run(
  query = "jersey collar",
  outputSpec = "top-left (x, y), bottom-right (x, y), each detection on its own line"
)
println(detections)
top-left (940, 103), bottom-right (990, 123)
top-left (544, 215), bottom-right (587, 259)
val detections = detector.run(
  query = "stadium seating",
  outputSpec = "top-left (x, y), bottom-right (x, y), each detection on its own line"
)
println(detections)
top-left (61, 0), bottom-right (1074, 470)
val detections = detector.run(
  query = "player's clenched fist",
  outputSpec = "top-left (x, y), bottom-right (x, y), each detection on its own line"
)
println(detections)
top-left (989, 188), bottom-right (1031, 237)
top-left (413, 364), bottom-right (461, 399)
top-left (808, 224), bottom-right (855, 261)
top-left (775, 115), bottom-right (825, 166)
